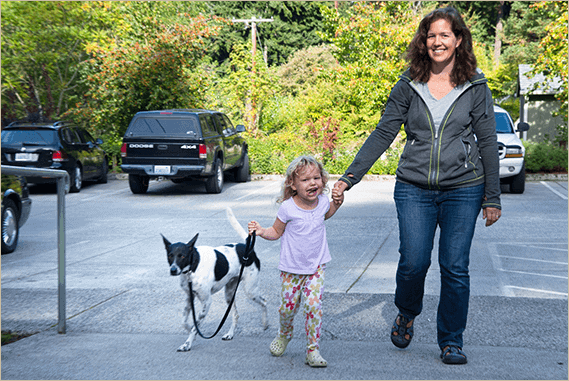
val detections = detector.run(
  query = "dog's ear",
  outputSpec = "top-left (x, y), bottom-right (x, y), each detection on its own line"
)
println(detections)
top-left (187, 233), bottom-right (199, 248)
top-left (161, 234), bottom-right (171, 249)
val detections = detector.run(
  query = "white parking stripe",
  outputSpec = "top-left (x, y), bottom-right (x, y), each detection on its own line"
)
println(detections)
top-left (234, 181), bottom-right (280, 201)
top-left (495, 254), bottom-right (568, 265)
top-left (498, 268), bottom-right (568, 279)
top-left (540, 181), bottom-right (568, 200)
top-left (506, 286), bottom-right (568, 297)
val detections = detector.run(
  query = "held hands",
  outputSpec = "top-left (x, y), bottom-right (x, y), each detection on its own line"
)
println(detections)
top-left (332, 181), bottom-right (348, 205)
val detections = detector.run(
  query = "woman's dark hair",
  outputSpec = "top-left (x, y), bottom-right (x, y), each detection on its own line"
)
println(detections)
top-left (406, 7), bottom-right (477, 86)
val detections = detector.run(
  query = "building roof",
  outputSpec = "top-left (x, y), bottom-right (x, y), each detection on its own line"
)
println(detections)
top-left (518, 64), bottom-right (563, 96)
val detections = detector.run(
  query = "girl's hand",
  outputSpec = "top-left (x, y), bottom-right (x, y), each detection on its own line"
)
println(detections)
top-left (248, 221), bottom-right (264, 237)
top-left (483, 207), bottom-right (501, 227)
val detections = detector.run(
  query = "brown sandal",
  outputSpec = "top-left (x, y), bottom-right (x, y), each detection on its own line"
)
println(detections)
top-left (390, 313), bottom-right (414, 348)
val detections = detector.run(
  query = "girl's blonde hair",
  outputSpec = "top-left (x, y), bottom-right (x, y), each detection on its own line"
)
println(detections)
top-left (278, 155), bottom-right (329, 203)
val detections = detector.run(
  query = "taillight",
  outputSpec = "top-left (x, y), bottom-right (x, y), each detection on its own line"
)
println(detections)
top-left (199, 144), bottom-right (207, 159)
top-left (52, 150), bottom-right (68, 162)
top-left (121, 143), bottom-right (127, 158)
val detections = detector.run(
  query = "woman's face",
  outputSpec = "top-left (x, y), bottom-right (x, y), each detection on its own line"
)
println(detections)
top-left (426, 18), bottom-right (462, 70)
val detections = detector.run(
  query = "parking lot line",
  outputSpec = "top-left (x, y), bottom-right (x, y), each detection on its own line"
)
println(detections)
top-left (495, 254), bottom-right (567, 265)
top-left (506, 285), bottom-right (568, 297)
top-left (540, 181), bottom-right (568, 200)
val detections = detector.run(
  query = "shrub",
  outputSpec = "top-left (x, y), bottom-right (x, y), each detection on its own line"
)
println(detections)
top-left (524, 140), bottom-right (568, 172)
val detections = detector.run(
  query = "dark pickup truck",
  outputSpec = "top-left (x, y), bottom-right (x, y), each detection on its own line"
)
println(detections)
top-left (120, 109), bottom-right (249, 194)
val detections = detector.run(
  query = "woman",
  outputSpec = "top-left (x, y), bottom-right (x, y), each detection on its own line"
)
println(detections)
top-left (332, 7), bottom-right (501, 365)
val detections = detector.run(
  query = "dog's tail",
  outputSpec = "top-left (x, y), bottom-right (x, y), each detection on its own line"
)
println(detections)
top-left (226, 207), bottom-right (248, 240)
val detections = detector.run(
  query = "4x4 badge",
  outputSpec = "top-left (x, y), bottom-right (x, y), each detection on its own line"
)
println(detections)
top-left (181, 145), bottom-right (197, 149)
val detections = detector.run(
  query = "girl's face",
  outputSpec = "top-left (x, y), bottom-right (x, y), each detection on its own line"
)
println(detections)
top-left (291, 164), bottom-right (324, 205)
top-left (426, 18), bottom-right (461, 70)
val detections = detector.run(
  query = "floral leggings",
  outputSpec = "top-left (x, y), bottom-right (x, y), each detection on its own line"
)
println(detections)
top-left (277, 264), bottom-right (325, 353)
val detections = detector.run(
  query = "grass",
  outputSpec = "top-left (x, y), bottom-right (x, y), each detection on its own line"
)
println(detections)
top-left (1, 330), bottom-right (34, 346)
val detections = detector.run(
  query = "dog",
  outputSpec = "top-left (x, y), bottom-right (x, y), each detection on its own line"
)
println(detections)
top-left (162, 208), bottom-right (268, 352)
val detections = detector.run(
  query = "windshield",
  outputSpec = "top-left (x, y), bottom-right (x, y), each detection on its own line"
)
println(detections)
top-left (1, 129), bottom-right (58, 145)
top-left (495, 112), bottom-right (514, 133)
top-left (128, 116), bottom-right (200, 137)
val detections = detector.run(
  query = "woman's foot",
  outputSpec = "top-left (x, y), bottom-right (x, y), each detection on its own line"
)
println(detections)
top-left (305, 350), bottom-right (327, 367)
top-left (441, 345), bottom-right (468, 364)
top-left (390, 313), bottom-right (414, 348)
top-left (269, 335), bottom-right (290, 357)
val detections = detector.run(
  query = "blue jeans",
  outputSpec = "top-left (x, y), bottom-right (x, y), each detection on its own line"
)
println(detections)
top-left (393, 181), bottom-right (484, 349)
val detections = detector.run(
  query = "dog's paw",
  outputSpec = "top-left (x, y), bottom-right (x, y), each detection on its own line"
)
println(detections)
top-left (222, 334), bottom-right (234, 341)
top-left (177, 343), bottom-right (192, 352)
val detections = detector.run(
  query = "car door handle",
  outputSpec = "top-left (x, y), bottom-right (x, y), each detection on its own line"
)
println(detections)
top-left (157, 145), bottom-right (168, 150)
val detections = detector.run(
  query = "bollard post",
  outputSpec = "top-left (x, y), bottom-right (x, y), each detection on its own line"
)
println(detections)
top-left (56, 176), bottom-right (66, 334)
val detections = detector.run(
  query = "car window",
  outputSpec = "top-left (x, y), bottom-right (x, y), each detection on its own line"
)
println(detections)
top-left (128, 116), bottom-right (200, 137)
top-left (222, 115), bottom-right (235, 135)
top-left (199, 115), bottom-right (217, 137)
top-left (495, 112), bottom-right (514, 134)
top-left (78, 128), bottom-right (95, 144)
top-left (212, 114), bottom-right (226, 135)
top-left (62, 128), bottom-right (82, 144)
top-left (1, 129), bottom-right (58, 145)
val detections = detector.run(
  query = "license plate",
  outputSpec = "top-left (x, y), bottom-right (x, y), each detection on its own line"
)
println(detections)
top-left (154, 165), bottom-right (171, 175)
top-left (15, 153), bottom-right (38, 162)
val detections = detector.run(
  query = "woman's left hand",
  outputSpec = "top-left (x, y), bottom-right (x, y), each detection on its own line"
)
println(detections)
top-left (483, 207), bottom-right (501, 227)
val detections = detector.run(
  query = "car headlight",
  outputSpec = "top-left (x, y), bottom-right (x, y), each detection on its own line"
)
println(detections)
top-left (505, 146), bottom-right (523, 158)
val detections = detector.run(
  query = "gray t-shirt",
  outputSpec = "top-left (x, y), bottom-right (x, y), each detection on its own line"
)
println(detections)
top-left (414, 81), bottom-right (469, 131)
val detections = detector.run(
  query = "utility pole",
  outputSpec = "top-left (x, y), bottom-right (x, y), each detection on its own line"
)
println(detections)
top-left (231, 17), bottom-right (273, 134)
top-left (232, 17), bottom-right (274, 68)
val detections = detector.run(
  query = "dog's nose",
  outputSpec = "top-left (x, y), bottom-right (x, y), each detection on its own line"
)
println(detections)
top-left (170, 266), bottom-right (180, 276)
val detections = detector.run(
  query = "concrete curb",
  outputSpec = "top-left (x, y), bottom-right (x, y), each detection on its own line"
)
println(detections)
top-left (108, 173), bottom-right (567, 182)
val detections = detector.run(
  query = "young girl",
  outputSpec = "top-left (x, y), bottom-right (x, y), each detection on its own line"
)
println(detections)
top-left (248, 155), bottom-right (343, 368)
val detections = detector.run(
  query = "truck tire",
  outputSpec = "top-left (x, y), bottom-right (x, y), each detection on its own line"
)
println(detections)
top-left (510, 162), bottom-right (525, 194)
top-left (2, 198), bottom-right (19, 254)
top-left (205, 158), bottom-right (224, 194)
top-left (129, 174), bottom-right (149, 194)
top-left (234, 152), bottom-right (250, 183)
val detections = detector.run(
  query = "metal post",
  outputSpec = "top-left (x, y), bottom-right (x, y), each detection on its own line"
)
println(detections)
top-left (56, 176), bottom-right (66, 334)
top-left (1, 165), bottom-right (68, 333)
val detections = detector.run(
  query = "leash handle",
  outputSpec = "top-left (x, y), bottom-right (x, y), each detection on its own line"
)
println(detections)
top-left (188, 231), bottom-right (256, 340)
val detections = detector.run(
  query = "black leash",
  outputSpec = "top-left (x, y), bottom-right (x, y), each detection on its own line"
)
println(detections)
top-left (188, 231), bottom-right (256, 340)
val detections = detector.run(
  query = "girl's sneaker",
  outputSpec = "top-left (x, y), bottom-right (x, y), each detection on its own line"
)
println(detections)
top-left (305, 350), bottom-right (327, 367)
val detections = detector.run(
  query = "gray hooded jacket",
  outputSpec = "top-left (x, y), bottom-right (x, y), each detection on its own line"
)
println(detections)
top-left (340, 69), bottom-right (501, 210)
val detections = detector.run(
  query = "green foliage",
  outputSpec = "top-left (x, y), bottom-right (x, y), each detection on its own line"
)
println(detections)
top-left (64, 11), bottom-right (226, 139)
top-left (524, 140), bottom-right (568, 173)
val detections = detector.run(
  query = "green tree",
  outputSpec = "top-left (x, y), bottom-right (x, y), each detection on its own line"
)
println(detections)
top-left (1, 1), bottom-right (117, 124)
top-left (531, 1), bottom-right (568, 145)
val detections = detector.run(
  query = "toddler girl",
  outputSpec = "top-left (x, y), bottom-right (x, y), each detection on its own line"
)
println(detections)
top-left (248, 155), bottom-right (343, 367)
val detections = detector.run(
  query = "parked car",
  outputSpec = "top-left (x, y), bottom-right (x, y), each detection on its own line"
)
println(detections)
top-left (1, 121), bottom-right (108, 193)
top-left (1, 175), bottom-right (32, 254)
top-left (121, 109), bottom-right (250, 194)
top-left (494, 105), bottom-right (530, 194)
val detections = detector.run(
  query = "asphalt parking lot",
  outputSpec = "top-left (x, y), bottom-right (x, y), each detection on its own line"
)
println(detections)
top-left (1, 175), bottom-right (567, 380)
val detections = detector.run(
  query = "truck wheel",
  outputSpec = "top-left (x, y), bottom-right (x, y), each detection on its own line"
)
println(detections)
top-left (205, 158), bottom-right (224, 194)
top-left (234, 152), bottom-right (250, 183)
top-left (510, 162), bottom-right (525, 194)
top-left (129, 174), bottom-right (149, 194)
top-left (2, 198), bottom-right (19, 254)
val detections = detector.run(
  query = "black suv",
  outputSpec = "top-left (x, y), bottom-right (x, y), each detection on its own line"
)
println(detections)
top-left (1, 121), bottom-right (108, 193)
top-left (2, 175), bottom-right (32, 254)
top-left (120, 109), bottom-right (249, 194)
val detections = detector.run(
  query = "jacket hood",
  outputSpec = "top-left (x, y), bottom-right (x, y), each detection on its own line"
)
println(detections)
top-left (399, 68), bottom-right (488, 85)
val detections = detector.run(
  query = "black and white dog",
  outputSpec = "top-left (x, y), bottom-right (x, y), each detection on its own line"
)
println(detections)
top-left (162, 208), bottom-right (268, 352)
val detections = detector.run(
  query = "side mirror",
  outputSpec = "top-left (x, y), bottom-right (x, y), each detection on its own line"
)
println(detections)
top-left (236, 124), bottom-right (246, 133)
top-left (96, 138), bottom-right (104, 145)
top-left (516, 122), bottom-right (530, 132)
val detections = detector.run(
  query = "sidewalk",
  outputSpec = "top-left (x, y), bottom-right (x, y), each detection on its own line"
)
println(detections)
top-left (1, 290), bottom-right (567, 380)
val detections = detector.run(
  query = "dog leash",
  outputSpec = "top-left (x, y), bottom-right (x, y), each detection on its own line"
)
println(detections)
top-left (188, 231), bottom-right (256, 340)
